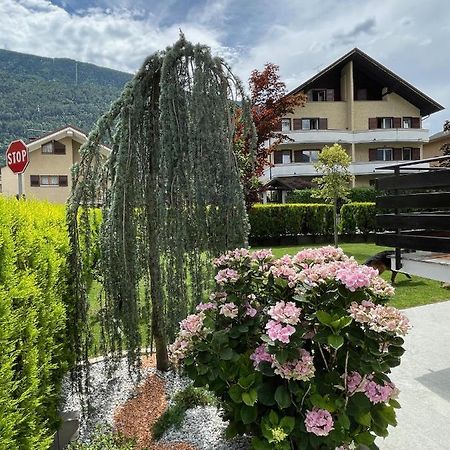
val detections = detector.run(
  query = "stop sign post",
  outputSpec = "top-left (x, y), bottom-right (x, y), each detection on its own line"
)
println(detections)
top-left (6, 140), bottom-right (29, 196)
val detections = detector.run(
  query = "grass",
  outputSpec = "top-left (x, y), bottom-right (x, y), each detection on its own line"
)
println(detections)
top-left (257, 242), bottom-right (449, 309)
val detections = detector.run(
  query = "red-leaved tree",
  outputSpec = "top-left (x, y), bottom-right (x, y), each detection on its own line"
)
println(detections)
top-left (235, 63), bottom-right (306, 206)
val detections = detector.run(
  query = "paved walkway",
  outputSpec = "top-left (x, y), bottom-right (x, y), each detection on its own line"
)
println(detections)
top-left (379, 300), bottom-right (450, 449)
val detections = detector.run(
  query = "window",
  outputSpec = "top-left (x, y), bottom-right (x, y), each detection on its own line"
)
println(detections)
top-left (30, 175), bottom-right (68, 187)
top-left (312, 89), bottom-right (326, 102)
top-left (301, 118), bottom-right (320, 130)
top-left (281, 150), bottom-right (292, 164)
top-left (403, 117), bottom-right (412, 128)
top-left (377, 117), bottom-right (393, 129)
top-left (281, 118), bottom-right (291, 132)
top-left (293, 150), bottom-right (320, 163)
top-left (376, 148), bottom-right (393, 161)
top-left (356, 88), bottom-right (367, 100)
top-left (41, 140), bottom-right (66, 155)
top-left (402, 147), bottom-right (412, 160)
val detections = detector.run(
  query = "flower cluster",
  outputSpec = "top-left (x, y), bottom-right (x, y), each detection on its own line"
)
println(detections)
top-left (265, 320), bottom-right (296, 344)
top-left (272, 348), bottom-right (315, 381)
top-left (293, 246), bottom-right (347, 266)
top-left (214, 268), bottom-right (239, 285)
top-left (349, 300), bottom-right (411, 335)
top-left (250, 344), bottom-right (273, 368)
top-left (213, 248), bottom-right (250, 267)
top-left (305, 408), bottom-right (334, 436)
top-left (346, 371), bottom-right (398, 404)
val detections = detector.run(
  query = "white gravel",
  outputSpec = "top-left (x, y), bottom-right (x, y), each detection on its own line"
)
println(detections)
top-left (60, 359), bottom-right (250, 449)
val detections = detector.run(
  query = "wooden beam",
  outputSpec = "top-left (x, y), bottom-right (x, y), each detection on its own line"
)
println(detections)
top-left (376, 233), bottom-right (450, 253)
top-left (377, 170), bottom-right (450, 191)
top-left (377, 213), bottom-right (450, 230)
top-left (376, 192), bottom-right (450, 209)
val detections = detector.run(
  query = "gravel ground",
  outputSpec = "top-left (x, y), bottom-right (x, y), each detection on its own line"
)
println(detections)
top-left (60, 357), bottom-right (251, 449)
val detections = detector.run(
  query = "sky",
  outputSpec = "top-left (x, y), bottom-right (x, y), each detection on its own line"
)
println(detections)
top-left (0, 0), bottom-right (449, 133)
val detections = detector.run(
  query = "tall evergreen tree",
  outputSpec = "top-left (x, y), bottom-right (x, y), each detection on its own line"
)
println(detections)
top-left (67, 37), bottom-right (255, 371)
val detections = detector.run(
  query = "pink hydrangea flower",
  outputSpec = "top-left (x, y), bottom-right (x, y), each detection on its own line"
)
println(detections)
top-left (209, 291), bottom-right (228, 302)
top-left (220, 302), bottom-right (239, 319)
top-left (269, 265), bottom-right (298, 287)
top-left (213, 248), bottom-right (250, 266)
top-left (168, 337), bottom-right (192, 365)
top-left (346, 371), bottom-right (367, 394)
top-left (245, 303), bottom-right (257, 317)
top-left (251, 249), bottom-right (273, 261)
top-left (293, 246), bottom-right (347, 265)
top-left (336, 263), bottom-right (378, 292)
top-left (196, 302), bottom-right (216, 312)
top-left (215, 268), bottom-right (239, 285)
top-left (268, 301), bottom-right (302, 325)
top-left (250, 344), bottom-right (273, 368)
top-left (364, 379), bottom-right (398, 404)
top-left (305, 408), bottom-right (334, 436)
top-left (180, 313), bottom-right (205, 336)
top-left (265, 320), bottom-right (296, 344)
top-left (272, 348), bottom-right (315, 381)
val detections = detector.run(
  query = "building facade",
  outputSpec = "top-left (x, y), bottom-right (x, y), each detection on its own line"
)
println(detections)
top-left (262, 48), bottom-right (444, 200)
top-left (0, 125), bottom-right (109, 203)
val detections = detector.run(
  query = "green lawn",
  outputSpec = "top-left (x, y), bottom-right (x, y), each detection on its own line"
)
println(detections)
top-left (256, 242), bottom-right (449, 309)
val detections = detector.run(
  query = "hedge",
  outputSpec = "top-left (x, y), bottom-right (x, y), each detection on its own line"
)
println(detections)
top-left (286, 187), bottom-right (378, 204)
top-left (0, 197), bottom-right (70, 449)
top-left (340, 202), bottom-right (376, 235)
top-left (249, 202), bottom-right (376, 239)
top-left (249, 203), bottom-right (334, 238)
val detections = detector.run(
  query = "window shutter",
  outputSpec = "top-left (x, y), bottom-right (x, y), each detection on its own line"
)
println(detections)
top-left (369, 148), bottom-right (377, 161)
top-left (274, 152), bottom-right (282, 164)
top-left (411, 117), bottom-right (421, 128)
top-left (393, 148), bottom-right (402, 160)
top-left (368, 118), bottom-right (377, 129)
top-left (293, 150), bottom-right (302, 162)
top-left (30, 175), bottom-right (39, 187)
top-left (274, 120), bottom-right (282, 132)
top-left (293, 119), bottom-right (302, 130)
top-left (59, 175), bottom-right (68, 187)
top-left (307, 90), bottom-right (313, 102)
top-left (53, 140), bottom-right (66, 154)
top-left (412, 148), bottom-right (420, 160)
top-left (326, 89), bottom-right (334, 101)
top-left (393, 117), bottom-right (401, 128)
top-left (319, 118), bottom-right (328, 130)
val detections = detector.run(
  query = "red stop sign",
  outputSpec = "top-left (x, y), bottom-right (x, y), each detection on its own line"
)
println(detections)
top-left (6, 140), bottom-right (29, 174)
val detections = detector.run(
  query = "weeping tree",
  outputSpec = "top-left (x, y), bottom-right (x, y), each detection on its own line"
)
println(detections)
top-left (66, 37), bottom-right (255, 372)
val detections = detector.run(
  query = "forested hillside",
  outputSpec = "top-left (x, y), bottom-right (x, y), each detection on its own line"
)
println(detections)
top-left (0, 49), bottom-right (132, 164)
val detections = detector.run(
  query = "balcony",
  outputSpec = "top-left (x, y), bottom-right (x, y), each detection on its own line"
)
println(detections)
top-left (261, 161), bottom-right (431, 182)
top-left (282, 128), bottom-right (429, 145)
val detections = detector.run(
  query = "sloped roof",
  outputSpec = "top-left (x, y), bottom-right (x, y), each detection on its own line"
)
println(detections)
top-left (264, 176), bottom-right (314, 191)
top-left (288, 48), bottom-right (444, 116)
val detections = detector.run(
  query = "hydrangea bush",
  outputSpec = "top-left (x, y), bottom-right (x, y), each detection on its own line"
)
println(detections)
top-left (170, 247), bottom-right (410, 450)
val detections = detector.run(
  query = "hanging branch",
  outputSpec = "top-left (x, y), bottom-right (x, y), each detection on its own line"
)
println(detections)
top-left (67, 37), bottom-right (255, 375)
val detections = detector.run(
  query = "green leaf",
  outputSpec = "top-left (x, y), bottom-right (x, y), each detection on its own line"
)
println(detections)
top-left (355, 431), bottom-right (376, 446)
top-left (228, 385), bottom-right (243, 403)
top-left (257, 383), bottom-right (276, 406)
top-left (356, 411), bottom-right (372, 427)
top-left (251, 437), bottom-right (272, 450)
top-left (279, 416), bottom-right (295, 433)
top-left (220, 347), bottom-right (234, 360)
top-left (275, 385), bottom-right (291, 409)
top-left (328, 334), bottom-right (344, 350)
top-left (239, 374), bottom-right (255, 390)
top-left (269, 409), bottom-right (279, 426)
top-left (242, 389), bottom-right (258, 406)
top-left (316, 310), bottom-right (332, 325)
top-left (212, 330), bottom-right (229, 345)
top-left (240, 405), bottom-right (257, 424)
top-left (259, 361), bottom-right (275, 377)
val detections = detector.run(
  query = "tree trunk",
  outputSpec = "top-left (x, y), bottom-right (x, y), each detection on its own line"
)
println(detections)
top-left (333, 198), bottom-right (339, 248)
top-left (148, 239), bottom-right (169, 371)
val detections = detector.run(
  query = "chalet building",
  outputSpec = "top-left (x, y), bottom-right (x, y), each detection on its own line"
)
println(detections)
top-left (0, 125), bottom-right (109, 204)
top-left (263, 48), bottom-right (444, 201)
top-left (423, 128), bottom-right (450, 160)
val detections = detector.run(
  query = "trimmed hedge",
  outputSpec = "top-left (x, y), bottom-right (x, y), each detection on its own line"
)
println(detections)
top-left (340, 202), bottom-right (376, 235)
top-left (0, 197), bottom-right (69, 449)
top-left (286, 187), bottom-right (378, 204)
top-left (249, 202), bottom-right (376, 239)
top-left (249, 203), bottom-right (334, 238)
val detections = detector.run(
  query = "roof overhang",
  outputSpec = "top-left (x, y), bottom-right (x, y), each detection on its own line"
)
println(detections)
top-left (288, 48), bottom-right (444, 116)
top-left (264, 176), bottom-right (314, 191)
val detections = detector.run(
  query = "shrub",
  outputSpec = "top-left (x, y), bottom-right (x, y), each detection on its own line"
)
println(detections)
top-left (0, 197), bottom-right (70, 449)
top-left (340, 202), bottom-right (376, 236)
top-left (170, 247), bottom-right (408, 450)
top-left (349, 188), bottom-right (377, 203)
top-left (286, 189), bottom-right (316, 204)
top-left (68, 427), bottom-right (134, 450)
top-left (249, 204), bottom-right (333, 238)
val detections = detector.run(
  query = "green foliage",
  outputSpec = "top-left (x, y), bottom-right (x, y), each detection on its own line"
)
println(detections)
top-left (152, 386), bottom-right (217, 439)
top-left (340, 202), bottom-right (377, 236)
top-left (67, 36), bottom-right (255, 372)
top-left (0, 197), bottom-right (69, 449)
top-left (0, 49), bottom-right (131, 164)
top-left (287, 187), bottom-right (378, 205)
top-left (349, 187), bottom-right (377, 203)
top-left (173, 248), bottom-right (407, 449)
top-left (249, 204), bottom-right (334, 238)
top-left (68, 427), bottom-right (135, 450)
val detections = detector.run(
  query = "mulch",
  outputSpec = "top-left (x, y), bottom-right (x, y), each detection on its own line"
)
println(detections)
top-left (114, 355), bottom-right (198, 450)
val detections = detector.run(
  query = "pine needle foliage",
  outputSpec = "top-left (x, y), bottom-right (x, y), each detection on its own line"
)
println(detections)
top-left (67, 37), bottom-right (254, 372)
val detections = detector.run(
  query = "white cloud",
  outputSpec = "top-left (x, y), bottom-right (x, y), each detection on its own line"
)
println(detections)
top-left (0, 0), bottom-right (448, 132)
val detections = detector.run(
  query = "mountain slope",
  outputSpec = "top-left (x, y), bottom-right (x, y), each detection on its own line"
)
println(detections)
top-left (0, 49), bottom-right (132, 163)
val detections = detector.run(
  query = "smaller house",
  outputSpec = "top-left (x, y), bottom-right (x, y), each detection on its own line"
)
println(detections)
top-left (0, 125), bottom-right (109, 204)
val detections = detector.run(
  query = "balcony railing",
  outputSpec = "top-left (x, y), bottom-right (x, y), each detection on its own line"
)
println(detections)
top-left (375, 155), bottom-right (450, 270)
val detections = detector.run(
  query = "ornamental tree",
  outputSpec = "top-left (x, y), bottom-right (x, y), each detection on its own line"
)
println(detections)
top-left (66, 37), bottom-right (255, 372)
top-left (313, 144), bottom-right (352, 247)
top-left (171, 247), bottom-right (409, 450)
top-left (235, 64), bottom-right (306, 206)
